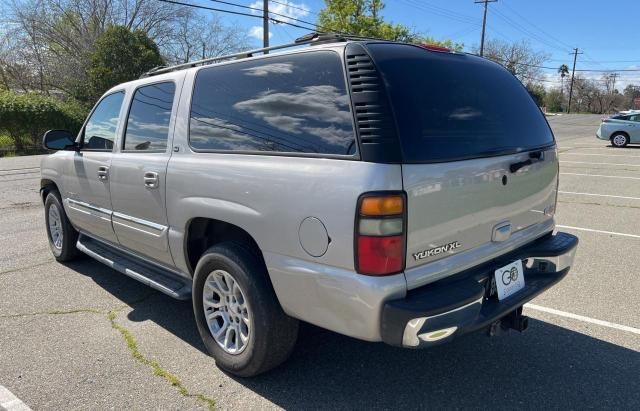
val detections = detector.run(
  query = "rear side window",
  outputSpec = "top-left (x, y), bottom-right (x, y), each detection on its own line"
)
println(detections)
top-left (124, 82), bottom-right (175, 151)
top-left (366, 43), bottom-right (555, 163)
top-left (189, 51), bottom-right (356, 155)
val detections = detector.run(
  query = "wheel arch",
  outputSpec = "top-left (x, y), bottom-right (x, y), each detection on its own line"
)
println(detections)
top-left (40, 179), bottom-right (59, 203)
top-left (184, 217), bottom-right (265, 277)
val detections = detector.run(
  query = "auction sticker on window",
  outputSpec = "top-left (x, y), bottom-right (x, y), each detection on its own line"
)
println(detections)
top-left (494, 260), bottom-right (525, 301)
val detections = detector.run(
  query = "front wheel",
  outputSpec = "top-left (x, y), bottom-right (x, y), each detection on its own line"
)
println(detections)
top-left (611, 133), bottom-right (629, 147)
top-left (44, 191), bottom-right (80, 262)
top-left (192, 242), bottom-right (299, 377)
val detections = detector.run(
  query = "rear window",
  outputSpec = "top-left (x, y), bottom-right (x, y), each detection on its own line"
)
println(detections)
top-left (366, 43), bottom-right (554, 163)
top-left (189, 51), bottom-right (356, 156)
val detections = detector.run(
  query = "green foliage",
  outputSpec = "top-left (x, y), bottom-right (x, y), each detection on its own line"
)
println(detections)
top-left (544, 88), bottom-right (564, 113)
top-left (86, 26), bottom-right (164, 103)
top-left (317, 0), bottom-right (462, 49)
top-left (414, 36), bottom-right (464, 52)
top-left (558, 64), bottom-right (570, 77)
top-left (0, 133), bottom-right (12, 149)
top-left (0, 91), bottom-right (87, 149)
top-left (525, 83), bottom-right (546, 107)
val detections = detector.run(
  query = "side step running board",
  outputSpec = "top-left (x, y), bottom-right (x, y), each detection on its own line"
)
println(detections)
top-left (76, 234), bottom-right (191, 300)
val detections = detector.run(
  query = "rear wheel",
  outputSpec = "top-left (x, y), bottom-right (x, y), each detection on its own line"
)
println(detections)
top-left (44, 191), bottom-right (80, 262)
top-left (192, 242), bottom-right (298, 377)
top-left (611, 133), bottom-right (629, 147)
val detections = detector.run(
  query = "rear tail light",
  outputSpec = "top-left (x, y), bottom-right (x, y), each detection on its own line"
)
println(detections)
top-left (355, 193), bottom-right (406, 276)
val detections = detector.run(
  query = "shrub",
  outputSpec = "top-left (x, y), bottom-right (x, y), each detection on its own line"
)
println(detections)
top-left (0, 91), bottom-right (88, 150)
top-left (0, 133), bottom-right (12, 149)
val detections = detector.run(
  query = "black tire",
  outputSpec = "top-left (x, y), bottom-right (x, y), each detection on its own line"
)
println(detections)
top-left (44, 191), bottom-right (80, 262)
top-left (192, 242), bottom-right (299, 377)
top-left (611, 132), bottom-right (629, 147)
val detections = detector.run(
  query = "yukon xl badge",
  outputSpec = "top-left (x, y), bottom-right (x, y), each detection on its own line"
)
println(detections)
top-left (413, 241), bottom-right (462, 261)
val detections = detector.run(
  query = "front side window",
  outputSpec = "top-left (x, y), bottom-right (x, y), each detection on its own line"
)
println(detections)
top-left (189, 51), bottom-right (356, 155)
top-left (628, 115), bottom-right (639, 122)
top-left (123, 82), bottom-right (176, 151)
top-left (83, 92), bottom-right (125, 150)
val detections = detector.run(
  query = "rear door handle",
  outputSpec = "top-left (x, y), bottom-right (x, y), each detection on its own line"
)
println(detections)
top-left (510, 151), bottom-right (544, 173)
top-left (97, 166), bottom-right (109, 180)
top-left (143, 171), bottom-right (159, 189)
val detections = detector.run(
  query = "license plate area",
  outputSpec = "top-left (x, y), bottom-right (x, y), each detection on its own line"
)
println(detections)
top-left (493, 260), bottom-right (525, 301)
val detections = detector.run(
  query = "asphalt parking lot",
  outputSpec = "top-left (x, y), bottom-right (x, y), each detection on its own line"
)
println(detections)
top-left (1, 113), bottom-right (639, 410)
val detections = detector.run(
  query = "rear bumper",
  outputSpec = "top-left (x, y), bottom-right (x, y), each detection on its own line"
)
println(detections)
top-left (381, 232), bottom-right (578, 348)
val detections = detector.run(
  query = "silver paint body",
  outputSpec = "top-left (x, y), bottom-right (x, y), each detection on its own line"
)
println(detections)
top-left (41, 42), bottom-right (558, 342)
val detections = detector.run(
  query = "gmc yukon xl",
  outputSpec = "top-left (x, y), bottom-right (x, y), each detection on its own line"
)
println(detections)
top-left (40, 34), bottom-right (578, 377)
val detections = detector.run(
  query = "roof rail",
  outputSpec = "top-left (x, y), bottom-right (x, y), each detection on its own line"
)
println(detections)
top-left (142, 32), bottom-right (390, 78)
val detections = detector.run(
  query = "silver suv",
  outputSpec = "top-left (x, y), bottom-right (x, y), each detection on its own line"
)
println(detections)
top-left (40, 34), bottom-right (578, 377)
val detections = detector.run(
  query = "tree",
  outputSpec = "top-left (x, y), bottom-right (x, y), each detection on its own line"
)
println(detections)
top-left (558, 64), bottom-right (569, 96)
top-left (477, 39), bottom-right (549, 83)
top-left (544, 88), bottom-right (563, 113)
top-left (0, 0), bottom-right (248, 98)
top-left (86, 26), bottom-right (163, 102)
top-left (623, 84), bottom-right (640, 109)
top-left (162, 13), bottom-right (249, 64)
top-left (525, 82), bottom-right (546, 107)
top-left (316, 0), bottom-right (461, 49)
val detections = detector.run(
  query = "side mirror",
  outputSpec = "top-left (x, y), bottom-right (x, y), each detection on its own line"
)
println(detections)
top-left (42, 129), bottom-right (78, 151)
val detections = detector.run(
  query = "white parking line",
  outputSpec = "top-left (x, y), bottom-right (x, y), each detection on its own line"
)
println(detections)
top-left (562, 152), bottom-right (640, 158)
top-left (560, 172), bottom-right (640, 180)
top-left (556, 225), bottom-right (640, 239)
top-left (0, 386), bottom-right (32, 411)
top-left (567, 146), bottom-right (616, 150)
top-left (561, 161), bottom-right (640, 167)
top-left (526, 304), bottom-right (640, 336)
top-left (558, 191), bottom-right (640, 201)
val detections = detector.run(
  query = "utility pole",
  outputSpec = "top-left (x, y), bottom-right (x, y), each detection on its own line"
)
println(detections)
top-left (567, 47), bottom-right (583, 114)
top-left (475, 0), bottom-right (497, 57)
top-left (263, 0), bottom-right (269, 53)
top-left (202, 42), bottom-right (206, 60)
top-left (610, 72), bottom-right (618, 94)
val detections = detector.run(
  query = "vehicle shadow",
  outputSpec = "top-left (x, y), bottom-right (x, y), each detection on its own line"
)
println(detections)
top-left (66, 259), bottom-right (640, 409)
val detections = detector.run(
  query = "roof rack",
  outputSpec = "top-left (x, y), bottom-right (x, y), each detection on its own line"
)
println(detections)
top-left (142, 32), bottom-right (388, 78)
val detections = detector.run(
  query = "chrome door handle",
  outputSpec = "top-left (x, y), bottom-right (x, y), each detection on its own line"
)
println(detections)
top-left (143, 171), bottom-right (159, 188)
top-left (97, 166), bottom-right (109, 180)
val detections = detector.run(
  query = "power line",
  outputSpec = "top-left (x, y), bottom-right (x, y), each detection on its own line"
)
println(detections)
top-left (269, 0), bottom-right (317, 16)
top-left (500, 0), bottom-right (574, 51)
top-left (490, 57), bottom-right (640, 72)
top-left (157, 0), bottom-right (318, 31)
top-left (491, 8), bottom-right (571, 54)
top-left (205, 0), bottom-right (317, 29)
top-left (401, 0), bottom-right (479, 25)
top-left (157, 0), bottom-right (256, 18)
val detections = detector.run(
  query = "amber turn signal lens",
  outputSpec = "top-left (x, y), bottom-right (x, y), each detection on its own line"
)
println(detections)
top-left (360, 196), bottom-right (403, 216)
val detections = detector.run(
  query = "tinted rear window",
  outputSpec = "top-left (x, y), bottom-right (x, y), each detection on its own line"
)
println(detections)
top-left (189, 51), bottom-right (356, 155)
top-left (367, 43), bottom-right (554, 163)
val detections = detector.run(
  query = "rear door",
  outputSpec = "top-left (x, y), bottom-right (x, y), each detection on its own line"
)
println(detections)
top-left (109, 80), bottom-right (180, 266)
top-left (366, 43), bottom-right (557, 287)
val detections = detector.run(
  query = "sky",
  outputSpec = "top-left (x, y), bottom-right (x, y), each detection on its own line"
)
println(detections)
top-left (221, 0), bottom-right (640, 90)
